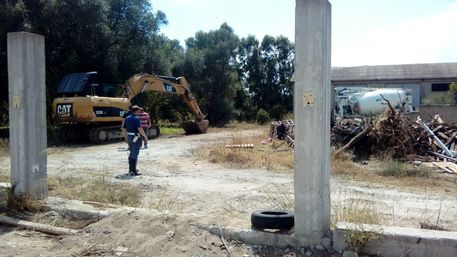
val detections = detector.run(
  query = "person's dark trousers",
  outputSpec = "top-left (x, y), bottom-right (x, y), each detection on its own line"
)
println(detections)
top-left (128, 135), bottom-right (142, 176)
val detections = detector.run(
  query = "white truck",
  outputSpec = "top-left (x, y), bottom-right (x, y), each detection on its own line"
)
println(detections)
top-left (334, 87), bottom-right (414, 118)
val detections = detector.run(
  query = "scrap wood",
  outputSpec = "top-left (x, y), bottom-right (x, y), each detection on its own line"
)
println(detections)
top-left (286, 135), bottom-right (294, 148)
top-left (430, 152), bottom-right (457, 163)
top-left (0, 214), bottom-right (79, 235)
top-left (225, 144), bottom-right (254, 148)
top-left (445, 132), bottom-right (457, 146)
top-left (420, 121), bottom-right (455, 157)
top-left (432, 162), bottom-right (457, 174)
top-left (334, 126), bottom-right (370, 157)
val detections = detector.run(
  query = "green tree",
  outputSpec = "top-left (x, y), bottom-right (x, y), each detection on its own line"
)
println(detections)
top-left (256, 109), bottom-right (270, 125)
top-left (179, 23), bottom-right (240, 126)
top-left (236, 35), bottom-right (294, 120)
top-left (259, 35), bottom-right (294, 112)
top-left (0, 0), bottom-right (29, 124)
top-left (450, 82), bottom-right (457, 104)
top-left (236, 36), bottom-right (262, 120)
top-left (0, 0), bottom-right (175, 125)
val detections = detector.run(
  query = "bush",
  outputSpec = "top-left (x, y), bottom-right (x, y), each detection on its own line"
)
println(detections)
top-left (423, 92), bottom-right (454, 104)
top-left (269, 104), bottom-right (287, 121)
top-left (381, 160), bottom-right (406, 177)
top-left (380, 161), bottom-right (430, 177)
top-left (450, 82), bottom-right (457, 104)
top-left (256, 109), bottom-right (270, 125)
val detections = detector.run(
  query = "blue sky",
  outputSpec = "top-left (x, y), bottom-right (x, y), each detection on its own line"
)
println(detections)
top-left (152, 0), bottom-right (457, 67)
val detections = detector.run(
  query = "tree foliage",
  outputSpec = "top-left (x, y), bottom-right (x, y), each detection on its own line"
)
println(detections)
top-left (179, 23), bottom-right (240, 126)
top-left (0, 1), bottom-right (295, 127)
top-left (236, 35), bottom-right (294, 120)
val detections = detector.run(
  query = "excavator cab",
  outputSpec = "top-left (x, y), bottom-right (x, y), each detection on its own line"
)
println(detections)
top-left (55, 72), bottom-right (120, 97)
top-left (55, 72), bottom-right (98, 97)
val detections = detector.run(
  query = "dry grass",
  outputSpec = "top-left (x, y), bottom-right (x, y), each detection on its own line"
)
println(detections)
top-left (331, 151), bottom-right (369, 176)
top-left (4, 185), bottom-right (45, 213)
top-left (0, 174), bottom-right (8, 183)
top-left (197, 128), bottom-right (457, 194)
top-left (0, 139), bottom-right (8, 157)
top-left (48, 174), bottom-right (143, 207)
top-left (332, 198), bottom-right (383, 227)
top-left (332, 198), bottom-right (384, 252)
top-left (380, 160), bottom-right (431, 177)
top-left (208, 122), bottom-right (269, 133)
top-left (261, 181), bottom-right (384, 253)
top-left (196, 131), bottom-right (293, 171)
top-left (264, 183), bottom-right (294, 211)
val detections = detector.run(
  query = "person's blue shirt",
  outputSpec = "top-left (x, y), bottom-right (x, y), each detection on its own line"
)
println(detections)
top-left (123, 114), bottom-right (141, 133)
top-left (122, 111), bottom-right (132, 119)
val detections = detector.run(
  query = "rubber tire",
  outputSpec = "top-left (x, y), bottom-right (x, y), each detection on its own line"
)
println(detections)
top-left (251, 210), bottom-right (294, 230)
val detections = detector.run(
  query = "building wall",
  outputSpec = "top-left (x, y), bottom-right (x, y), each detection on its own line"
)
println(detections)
top-left (408, 105), bottom-right (457, 123)
top-left (333, 78), bottom-right (457, 106)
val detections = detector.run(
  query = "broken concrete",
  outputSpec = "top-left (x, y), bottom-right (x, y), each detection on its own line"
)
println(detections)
top-left (334, 222), bottom-right (457, 257)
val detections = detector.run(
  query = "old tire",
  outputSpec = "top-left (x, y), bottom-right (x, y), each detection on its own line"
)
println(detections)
top-left (251, 210), bottom-right (294, 230)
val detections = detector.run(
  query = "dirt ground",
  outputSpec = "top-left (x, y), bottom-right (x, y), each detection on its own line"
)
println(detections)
top-left (0, 128), bottom-right (457, 256)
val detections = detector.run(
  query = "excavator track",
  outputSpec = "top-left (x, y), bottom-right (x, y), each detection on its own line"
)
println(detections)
top-left (88, 126), bottom-right (121, 144)
top-left (61, 124), bottom-right (161, 143)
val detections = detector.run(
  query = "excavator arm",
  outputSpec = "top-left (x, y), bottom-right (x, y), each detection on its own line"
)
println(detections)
top-left (121, 73), bottom-right (209, 134)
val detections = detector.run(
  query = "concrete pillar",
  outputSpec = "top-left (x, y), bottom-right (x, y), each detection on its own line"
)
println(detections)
top-left (294, 0), bottom-right (331, 246)
top-left (8, 32), bottom-right (47, 197)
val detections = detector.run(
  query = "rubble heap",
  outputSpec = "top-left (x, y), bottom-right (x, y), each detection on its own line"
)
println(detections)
top-left (269, 106), bottom-right (457, 162)
top-left (332, 108), bottom-right (457, 161)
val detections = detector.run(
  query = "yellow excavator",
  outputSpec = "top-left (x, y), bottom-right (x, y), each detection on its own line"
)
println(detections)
top-left (52, 72), bottom-right (209, 143)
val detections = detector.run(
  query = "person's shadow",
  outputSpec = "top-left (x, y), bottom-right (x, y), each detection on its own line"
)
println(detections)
top-left (114, 174), bottom-right (134, 180)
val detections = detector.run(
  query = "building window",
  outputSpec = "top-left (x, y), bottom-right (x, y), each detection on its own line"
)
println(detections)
top-left (431, 83), bottom-right (449, 92)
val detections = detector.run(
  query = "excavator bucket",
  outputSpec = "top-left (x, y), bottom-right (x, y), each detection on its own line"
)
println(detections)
top-left (181, 120), bottom-right (209, 134)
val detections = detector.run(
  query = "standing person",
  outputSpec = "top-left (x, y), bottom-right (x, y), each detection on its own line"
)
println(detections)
top-left (122, 105), bottom-right (148, 176)
top-left (121, 106), bottom-right (133, 150)
top-left (138, 107), bottom-right (152, 148)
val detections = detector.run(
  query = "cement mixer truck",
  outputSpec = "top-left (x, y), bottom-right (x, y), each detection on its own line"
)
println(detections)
top-left (334, 87), bottom-right (414, 118)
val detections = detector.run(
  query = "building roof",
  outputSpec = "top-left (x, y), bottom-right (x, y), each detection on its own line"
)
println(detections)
top-left (331, 62), bottom-right (457, 82)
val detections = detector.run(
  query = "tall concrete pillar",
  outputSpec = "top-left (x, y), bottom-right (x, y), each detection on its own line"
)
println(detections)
top-left (294, 0), bottom-right (331, 245)
top-left (8, 32), bottom-right (47, 197)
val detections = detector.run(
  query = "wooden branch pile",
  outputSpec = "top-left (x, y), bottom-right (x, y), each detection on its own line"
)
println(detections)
top-left (368, 107), bottom-right (419, 159)
top-left (331, 119), bottom-right (365, 147)
top-left (333, 107), bottom-right (457, 161)
top-left (270, 110), bottom-right (457, 163)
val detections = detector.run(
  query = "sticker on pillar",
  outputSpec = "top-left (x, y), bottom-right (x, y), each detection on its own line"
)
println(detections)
top-left (303, 92), bottom-right (315, 107)
top-left (13, 96), bottom-right (21, 108)
top-left (32, 164), bottom-right (39, 173)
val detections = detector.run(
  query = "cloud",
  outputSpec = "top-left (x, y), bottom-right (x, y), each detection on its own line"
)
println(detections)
top-left (333, 2), bottom-right (457, 66)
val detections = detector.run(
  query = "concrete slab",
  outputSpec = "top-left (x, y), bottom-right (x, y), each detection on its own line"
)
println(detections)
top-left (7, 32), bottom-right (47, 197)
top-left (45, 197), bottom-right (112, 220)
top-left (334, 222), bottom-right (457, 257)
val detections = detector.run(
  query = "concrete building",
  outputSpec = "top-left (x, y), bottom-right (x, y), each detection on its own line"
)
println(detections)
top-left (331, 62), bottom-right (457, 108)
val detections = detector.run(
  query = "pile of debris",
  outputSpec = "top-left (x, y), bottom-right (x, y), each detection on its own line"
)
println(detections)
top-left (269, 120), bottom-right (295, 147)
top-left (332, 107), bottom-right (457, 163)
top-left (269, 108), bottom-right (457, 164)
